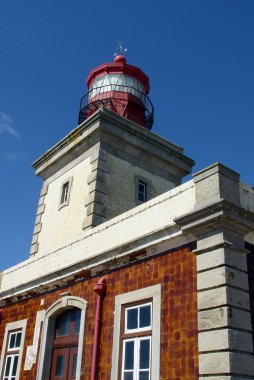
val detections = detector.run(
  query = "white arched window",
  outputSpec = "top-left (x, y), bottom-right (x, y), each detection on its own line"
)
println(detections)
top-left (36, 295), bottom-right (87, 380)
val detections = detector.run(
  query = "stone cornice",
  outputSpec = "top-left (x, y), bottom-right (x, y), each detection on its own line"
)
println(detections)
top-left (0, 226), bottom-right (194, 306)
top-left (174, 199), bottom-right (254, 236)
top-left (32, 108), bottom-right (194, 180)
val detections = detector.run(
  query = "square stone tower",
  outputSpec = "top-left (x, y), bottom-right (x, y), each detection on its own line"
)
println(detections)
top-left (30, 107), bottom-right (194, 257)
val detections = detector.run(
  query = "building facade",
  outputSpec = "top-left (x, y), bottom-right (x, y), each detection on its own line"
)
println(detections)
top-left (0, 55), bottom-right (254, 380)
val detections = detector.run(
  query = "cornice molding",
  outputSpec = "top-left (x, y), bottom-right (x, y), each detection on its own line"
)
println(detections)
top-left (174, 199), bottom-right (254, 236)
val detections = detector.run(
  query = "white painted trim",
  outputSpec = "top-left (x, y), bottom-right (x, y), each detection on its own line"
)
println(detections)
top-left (110, 284), bottom-right (161, 380)
top-left (36, 295), bottom-right (87, 380)
top-left (24, 310), bottom-right (45, 370)
top-left (0, 318), bottom-right (27, 379)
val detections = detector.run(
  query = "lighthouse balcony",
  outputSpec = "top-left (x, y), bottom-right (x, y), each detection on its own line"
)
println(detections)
top-left (78, 84), bottom-right (154, 130)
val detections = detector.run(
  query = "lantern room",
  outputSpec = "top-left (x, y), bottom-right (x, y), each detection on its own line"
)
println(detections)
top-left (78, 54), bottom-right (154, 129)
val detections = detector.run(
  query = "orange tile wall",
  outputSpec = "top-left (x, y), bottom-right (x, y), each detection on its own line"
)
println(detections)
top-left (0, 245), bottom-right (198, 379)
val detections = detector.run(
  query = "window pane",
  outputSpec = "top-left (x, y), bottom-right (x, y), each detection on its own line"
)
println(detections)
top-left (139, 305), bottom-right (151, 328)
top-left (140, 339), bottom-right (150, 369)
top-left (4, 356), bottom-right (11, 376)
top-left (124, 341), bottom-right (134, 370)
top-left (127, 308), bottom-right (138, 330)
top-left (61, 182), bottom-right (69, 204)
top-left (139, 183), bottom-right (145, 193)
top-left (12, 356), bottom-right (18, 376)
top-left (138, 181), bottom-right (147, 202)
top-left (124, 373), bottom-right (134, 380)
top-left (72, 354), bottom-right (77, 377)
top-left (74, 309), bottom-right (81, 334)
top-left (139, 371), bottom-right (149, 380)
top-left (56, 312), bottom-right (71, 336)
top-left (15, 332), bottom-right (22, 348)
top-left (55, 355), bottom-right (64, 376)
top-left (9, 334), bottom-right (15, 349)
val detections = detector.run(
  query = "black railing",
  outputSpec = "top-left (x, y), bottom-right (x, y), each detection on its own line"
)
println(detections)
top-left (78, 84), bottom-right (154, 129)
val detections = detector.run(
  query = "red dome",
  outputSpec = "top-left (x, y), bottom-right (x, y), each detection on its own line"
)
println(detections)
top-left (114, 54), bottom-right (126, 64)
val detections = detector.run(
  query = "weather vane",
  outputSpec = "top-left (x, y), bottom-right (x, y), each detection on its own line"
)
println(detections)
top-left (114, 41), bottom-right (127, 57)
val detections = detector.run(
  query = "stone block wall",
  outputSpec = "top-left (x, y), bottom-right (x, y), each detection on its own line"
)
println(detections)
top-left (106, 153), bottom-right (175, 219)
top-left (35, 156), bottom-right (91, 256)
top-left (247, 242), bottom-right (254, 351)
top-left (0, 245), bottom-right (198, 379)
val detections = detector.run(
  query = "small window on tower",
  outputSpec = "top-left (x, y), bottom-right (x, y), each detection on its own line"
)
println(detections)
top-left (59, 178), bottom-right (72, 209)
top-left (138, 180), bottom-right (147, 203)
top-left (135, 176), bottom-right (150, 205)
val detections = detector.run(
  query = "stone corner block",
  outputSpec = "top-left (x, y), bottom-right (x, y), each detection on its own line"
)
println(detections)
top-left (87, 170), bottom-right (106, 185)
top-left (82, 214), bottom-right (105, 229)
top-left (86, 203), bottom-right (106, 217)
top-left (30, 243), bottom-right (39, 256)
top-left (90, 149), bottom-right (107, 164)
top-left (40, 184), bottom-right (48, 197)
top-left (193, 162), bottom-right (240, 206)
top-left (193, 163), bottom-right (240, 184)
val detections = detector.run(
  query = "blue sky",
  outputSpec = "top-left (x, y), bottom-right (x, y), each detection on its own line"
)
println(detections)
top-left (1, 0), bottom-right (254, 270)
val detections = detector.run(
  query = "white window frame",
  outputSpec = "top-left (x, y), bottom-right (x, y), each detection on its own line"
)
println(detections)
top-left (0, 319), bottom-right (27, 380)
top-left (124, 302), bottom-right (152, 333)
top-left (111, 284), bottom-right (161, 380)
top-left (122, 333), bottom-right (151, 380)
top-left (59, 177), bottom-right (73, 209)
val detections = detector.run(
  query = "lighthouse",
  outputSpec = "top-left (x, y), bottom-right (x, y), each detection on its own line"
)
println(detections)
top-left (78, 51), bottom-right (154, 129)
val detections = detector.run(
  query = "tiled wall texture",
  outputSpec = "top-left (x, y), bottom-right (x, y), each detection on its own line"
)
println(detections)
top-left (106, 153), bottom-right (175, 219)
top-left (0, 246), bottom-right (198, 380)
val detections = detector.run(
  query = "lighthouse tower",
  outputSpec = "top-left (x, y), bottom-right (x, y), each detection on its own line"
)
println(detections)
top-left (78, 52), bottom-right (154, 129)
top-left (29, 53), bottom-right (194, 256)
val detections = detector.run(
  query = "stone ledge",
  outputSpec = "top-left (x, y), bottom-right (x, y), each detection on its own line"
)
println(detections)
top-left (175, 199), bottom-right (254, 237)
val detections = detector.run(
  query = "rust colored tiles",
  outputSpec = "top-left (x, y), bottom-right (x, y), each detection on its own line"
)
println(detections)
top-left (0, 245), bottom-right (198, 380)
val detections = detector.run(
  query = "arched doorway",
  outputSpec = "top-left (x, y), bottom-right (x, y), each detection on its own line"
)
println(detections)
top-left (49, 308), bottom-right (81, 380)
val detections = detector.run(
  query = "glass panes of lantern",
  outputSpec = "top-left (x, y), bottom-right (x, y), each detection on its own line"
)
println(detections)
top-left (89, 74), bottom-right (146, 105)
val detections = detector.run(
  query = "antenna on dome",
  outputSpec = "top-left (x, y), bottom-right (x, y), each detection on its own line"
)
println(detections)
top-left (114, 41), bottom-right (127, 57)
